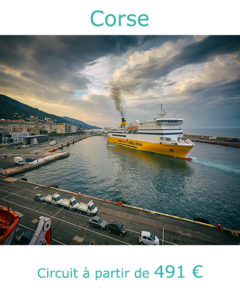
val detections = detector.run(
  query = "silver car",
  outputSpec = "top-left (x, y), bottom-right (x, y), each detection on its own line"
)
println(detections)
top-left (89, 216), bottom-right (108, 230)
top-left (34, 194), bottom-right (44, 202)
top-left (139, 231), bottom-right (160, 245)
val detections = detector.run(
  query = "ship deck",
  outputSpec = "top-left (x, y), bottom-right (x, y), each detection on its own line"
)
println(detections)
top-left (0, 175), bottom-right (239, 245)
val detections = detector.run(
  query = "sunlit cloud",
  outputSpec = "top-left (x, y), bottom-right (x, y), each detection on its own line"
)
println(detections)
top-left (0, 35), bottom-right (239, 128)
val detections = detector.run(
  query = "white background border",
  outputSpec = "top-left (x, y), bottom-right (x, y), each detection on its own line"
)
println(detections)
top-left (0, 0), bottom-right (240, 34)
top-left (0, 0), bottom-right (239, 299)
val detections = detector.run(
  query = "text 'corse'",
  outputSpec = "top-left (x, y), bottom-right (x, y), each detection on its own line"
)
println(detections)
top-left (90, 10), bottom-right (149, 27)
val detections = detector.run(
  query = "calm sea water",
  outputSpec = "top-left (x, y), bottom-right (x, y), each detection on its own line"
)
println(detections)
top-left (18, 136), bottom-right (240, 230)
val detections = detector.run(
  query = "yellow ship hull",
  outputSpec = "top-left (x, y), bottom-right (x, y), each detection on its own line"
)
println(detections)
top-left (107, 136), bottom-right (193, 159)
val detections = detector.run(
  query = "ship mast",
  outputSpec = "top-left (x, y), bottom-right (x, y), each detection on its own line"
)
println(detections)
top-left (159, 104), bottom-right (166, 118)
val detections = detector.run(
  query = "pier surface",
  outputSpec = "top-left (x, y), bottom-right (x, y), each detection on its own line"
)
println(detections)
top-left (0, 134), bottom-right (94, 175)
top-left (0, 176), bottom-right (239, 245)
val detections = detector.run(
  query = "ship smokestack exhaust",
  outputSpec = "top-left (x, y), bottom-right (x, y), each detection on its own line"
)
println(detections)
top-left (110, 81), bottom-right (127, 126)
top-left (121, 117), bottom-right (127, 126)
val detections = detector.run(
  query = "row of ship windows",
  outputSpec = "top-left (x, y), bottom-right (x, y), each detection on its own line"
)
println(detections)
top-left (112, 132), bottom-right (182, 137)
top-left (156, 120), bottom-right (183, 124)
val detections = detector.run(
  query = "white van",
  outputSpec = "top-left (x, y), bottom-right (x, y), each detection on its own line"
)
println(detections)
top-left (13, 156), bottom-right (25, 166)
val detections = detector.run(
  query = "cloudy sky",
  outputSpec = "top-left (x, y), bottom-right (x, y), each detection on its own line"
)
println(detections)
top-left (0, 35), bottom-right (240, 128)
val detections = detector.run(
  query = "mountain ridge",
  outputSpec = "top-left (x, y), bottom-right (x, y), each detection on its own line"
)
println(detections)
top-left (61, 116), bottom-right (101, 129)
top-left (0, 94), bottom-right (99, 129)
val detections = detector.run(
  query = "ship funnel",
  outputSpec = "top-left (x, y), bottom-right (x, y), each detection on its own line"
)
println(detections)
top-left (121, 117), bottom-right (127, 127)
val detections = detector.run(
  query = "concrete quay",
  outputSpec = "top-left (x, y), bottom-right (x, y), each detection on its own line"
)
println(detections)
top-left (0, 176), bottom-right (239, 245)
top-left (0, 134), bottom-right (94, 176)
top-left (2, 152), bottom-right (70, 176)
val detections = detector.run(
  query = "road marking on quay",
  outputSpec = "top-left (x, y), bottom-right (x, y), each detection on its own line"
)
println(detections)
top-left (0, 196), bottom-right (131, 245)
top-left (51, 208), bottom-right (63, 218)
top-left (1, 190), bottom-right (174, 245)
top-left (0, 186), bottom-right (167, 238)
top-left (0, 194), bottom-right (174, 245)
top-left (0, 186), bottom-right (142, 234)
top-left (1, 180), bottom-right (216, 234)
top-left (37, 203), bottom-right (50, 210)
top-left (100, 209), bottom-right (215, 244)
top-left (1, 195), bottom-right (174, 245)
top-left (0, 186), bottom-right (211, 244)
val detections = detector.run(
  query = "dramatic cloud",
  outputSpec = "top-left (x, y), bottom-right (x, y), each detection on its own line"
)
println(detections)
top-left (0, 35), bottom-right (239, 128)
top-left (108, 37), bottom-right (240, 127)
top-left (0, 36), bottom-right (157, 125)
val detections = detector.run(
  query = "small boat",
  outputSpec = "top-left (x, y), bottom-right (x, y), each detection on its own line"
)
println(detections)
top-left (1, 204), bottom-right (53, 245)
top-left (0, 204), bottom-right (20, 245)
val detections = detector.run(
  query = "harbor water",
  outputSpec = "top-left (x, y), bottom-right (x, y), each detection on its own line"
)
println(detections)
top-left (18, 136), bottom-right (240, 230)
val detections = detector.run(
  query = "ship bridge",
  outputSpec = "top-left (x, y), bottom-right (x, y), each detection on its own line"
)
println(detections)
top-left (155, 118), bottom-right (183, 125)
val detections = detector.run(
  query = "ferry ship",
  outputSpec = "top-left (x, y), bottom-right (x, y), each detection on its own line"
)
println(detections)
top-left (107, 106), bottom-right (194, 159)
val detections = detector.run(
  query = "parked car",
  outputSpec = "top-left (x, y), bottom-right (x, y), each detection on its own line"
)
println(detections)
top-left (139, 231), bottom-right (160, 245)
top-left (107, 222), bottom-right (127, 236)
top-left (25, 158), bottom-right (36, 162)
top-left (34, 194), bottom-right (44, 202)
top-left (13, 156), bottom-right (25, 166)
top-left (89, 216), bottom-right (108, 230)
top-left (44, 193), bottom-right (63, 206)
top-left (49, 140), bottom-right (57, 146)
top-left (42, 194), bottom-right (98, 216)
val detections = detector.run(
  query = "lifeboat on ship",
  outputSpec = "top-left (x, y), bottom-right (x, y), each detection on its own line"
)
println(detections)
top-left (1, 204), bottom-right (52, 245)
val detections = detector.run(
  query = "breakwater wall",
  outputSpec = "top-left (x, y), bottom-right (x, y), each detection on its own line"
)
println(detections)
top-left (3, 152), bottom-right (70, 176)
top-left (47, 135), bottom-right (90, 153)
top-left (184, 134), bottom-right (240, 148)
